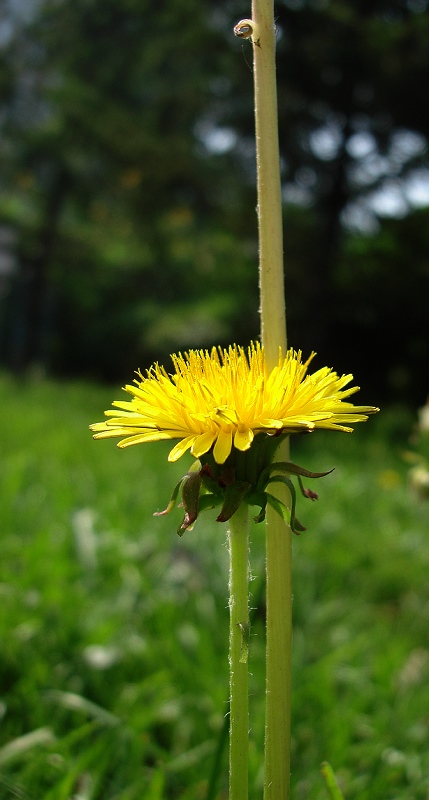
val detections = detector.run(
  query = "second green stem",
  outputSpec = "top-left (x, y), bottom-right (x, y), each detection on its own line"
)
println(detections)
top-left (251, 0), bottom-right (292, 796)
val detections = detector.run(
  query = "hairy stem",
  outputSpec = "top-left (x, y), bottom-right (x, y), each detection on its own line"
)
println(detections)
top-left (228, 503), bottom-right (250, 800)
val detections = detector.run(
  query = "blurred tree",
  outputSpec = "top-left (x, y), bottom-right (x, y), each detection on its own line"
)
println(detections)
top-left (0, 0), bottom-right (259, 379)
top-left (0, 0), bottom-right (428, 402)
top-left (336, 207), bottom-right (429, 400)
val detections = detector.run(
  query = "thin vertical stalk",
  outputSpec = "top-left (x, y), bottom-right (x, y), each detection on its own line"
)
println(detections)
top-left (263, 503), bottom-right (292, 800)
top-left (251, 0), bottom-right (286, 366)
top-left (250, 1), bottom-right (292, 798)
top-left (228, 502), bottom-right (250, 800)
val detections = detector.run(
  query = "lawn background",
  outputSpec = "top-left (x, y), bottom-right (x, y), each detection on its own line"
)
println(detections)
top-left (0, 373), bottom-right (428, 799)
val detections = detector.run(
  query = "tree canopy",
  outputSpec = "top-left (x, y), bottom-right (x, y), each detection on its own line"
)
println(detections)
top-left (0, 0), bottom-right (428, 405)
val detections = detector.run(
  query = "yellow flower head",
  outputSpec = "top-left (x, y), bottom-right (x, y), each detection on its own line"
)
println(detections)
top-left (90, 342), bottom-right (378, 465)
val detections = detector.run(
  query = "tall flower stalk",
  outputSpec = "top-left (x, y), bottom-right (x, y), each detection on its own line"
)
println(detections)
top-left (250, 0), bottom-right (292, 795)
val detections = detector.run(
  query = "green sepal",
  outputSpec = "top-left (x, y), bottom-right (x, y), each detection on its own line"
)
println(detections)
top-left (200, 466), bottom-right (224, 498)
top-left (177, 520), bottom-right (188, 537)
top-left (293, 515), bottom-right (307, 533)
top-left (201, 474), bottom-right (221, 496)
top-left (155, 438), bottom-right (331, 535)
top-left (178, 470), bottom-right (203, 535)
top-left (177, 491), bottom-right (223, 537)
top-left (281, 475), bottom-right (306, 535)
top-left (153, 475), bottom-right (186, 517)
top-left (265, 492), bottom-right (290, 523)
top-left (297, 474), bottom-right (318, 500)
top-left (216, 481), bottom-right (251, 523)
top-left (265, 490), bottom-right (305, 534)
top-left (198, 494), bottom-right (223, 514)
top-left (258, 460), bottom-right (333, 492)
top-left (271, 461), bottom-right (333, 479)
top-left (265, 476), bottom-right (306, 535)
top-left (249, 492), bottom-right (268, 524)
top-left (241, 489), bottom-right (268, 523)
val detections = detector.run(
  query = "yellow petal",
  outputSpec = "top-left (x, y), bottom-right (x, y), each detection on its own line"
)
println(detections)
top-left (191, 431), bottom-right (217, 458)
top-left (168, 435), bottom-right (198, 462)
top-left (234, 427), bottom-right (254, 451)
top-left (213, 430), bottom-right (233, 464)
top-left (118, 431), bottom-right (171, 447)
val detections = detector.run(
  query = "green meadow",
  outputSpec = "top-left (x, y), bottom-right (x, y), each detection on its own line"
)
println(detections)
top-left (0, 373), bottom-right (428, 800)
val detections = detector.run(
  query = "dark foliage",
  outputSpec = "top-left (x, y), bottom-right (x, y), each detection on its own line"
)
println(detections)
top-left (0, 0), bottom-right (428, 404)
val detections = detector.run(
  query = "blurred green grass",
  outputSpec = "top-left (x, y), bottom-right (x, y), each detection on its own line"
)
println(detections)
top-left (0, 374), bottom-right (428, 799)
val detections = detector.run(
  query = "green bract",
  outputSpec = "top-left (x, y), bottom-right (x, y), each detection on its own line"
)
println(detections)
top-left (154, 432), bottom-right (333, 535)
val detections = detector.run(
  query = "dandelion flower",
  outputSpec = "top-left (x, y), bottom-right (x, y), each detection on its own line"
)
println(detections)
top-left (90, 342), bottom-right (378, 465)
